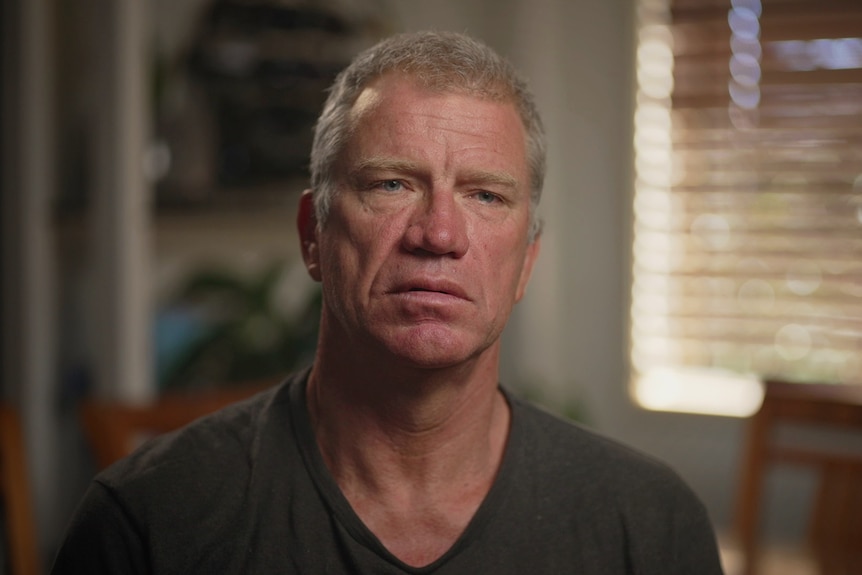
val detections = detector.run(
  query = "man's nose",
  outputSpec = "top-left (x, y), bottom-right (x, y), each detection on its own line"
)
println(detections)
top-left (402, 190), bottom-right (469, 257)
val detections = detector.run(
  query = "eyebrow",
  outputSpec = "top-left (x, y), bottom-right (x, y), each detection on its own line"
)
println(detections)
top-left (458, 169), bottom-right (519, 190)
top-left (351, 157), bottom-right (423, 176)
top-left (350, 157), bottom-right (520, 190)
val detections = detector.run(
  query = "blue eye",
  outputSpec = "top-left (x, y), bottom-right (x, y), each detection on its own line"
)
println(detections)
top-left (475, 191), bottom-right (499, 204)
top-left (380, 180), bottom-right (403, 192)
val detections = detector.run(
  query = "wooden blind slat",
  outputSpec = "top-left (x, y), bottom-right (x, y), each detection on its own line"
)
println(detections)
top-left (632, 0), bottom-right (862, 408)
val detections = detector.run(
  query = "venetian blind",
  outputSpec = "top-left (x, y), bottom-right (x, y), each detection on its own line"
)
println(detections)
top-left (631, 0), bottom-right (862, 415)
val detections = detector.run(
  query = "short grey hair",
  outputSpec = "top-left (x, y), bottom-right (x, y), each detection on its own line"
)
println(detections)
top-left (308, 30), bottom-right (546, 240)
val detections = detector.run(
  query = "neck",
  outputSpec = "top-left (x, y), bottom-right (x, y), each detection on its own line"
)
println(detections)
top-left (306, 341), bottom-right (509, 486)
top-left (305, 335), bottom-right (511, 567)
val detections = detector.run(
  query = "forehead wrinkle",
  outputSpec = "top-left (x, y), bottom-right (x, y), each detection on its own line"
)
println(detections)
top-left (421, 108), bottom-right (504, 140)
top-left (345, 79), bottom-right (527, 193)
top-left (415, 117), bottom-right (524, 189)
top-left (353, 157), bottom-right (423, 174)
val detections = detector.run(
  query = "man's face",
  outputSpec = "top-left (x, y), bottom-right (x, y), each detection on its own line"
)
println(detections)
top-left (300, 74), bottom-right (540, 369)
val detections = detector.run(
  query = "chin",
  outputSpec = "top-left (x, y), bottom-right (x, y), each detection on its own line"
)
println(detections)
top-left (382, 325), bottom-right (492, 370)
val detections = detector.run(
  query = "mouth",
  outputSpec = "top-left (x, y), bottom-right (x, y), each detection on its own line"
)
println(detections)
top-left (392, 280), bottom-right (469, 300)
top-left (409, 287), bottom-right (446, 294)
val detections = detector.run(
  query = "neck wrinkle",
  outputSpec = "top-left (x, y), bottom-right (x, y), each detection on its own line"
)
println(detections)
top-left (305, 346), bottom-right (510, 498)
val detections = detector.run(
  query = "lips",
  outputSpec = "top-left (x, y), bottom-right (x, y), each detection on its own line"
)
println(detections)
top-left (390, 279), bottom-right (469, 301)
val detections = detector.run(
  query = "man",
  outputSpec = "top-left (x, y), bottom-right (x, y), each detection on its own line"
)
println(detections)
top-left (52, 31), bottom-right (724, 574)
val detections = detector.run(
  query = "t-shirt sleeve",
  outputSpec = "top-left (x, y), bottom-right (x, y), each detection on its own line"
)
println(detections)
top-left (50, 481), bottom-right (149, 575)
top-left (630, 476), bottom-right (726, 575)
top-left (668, 493), bottom-right (725, 574)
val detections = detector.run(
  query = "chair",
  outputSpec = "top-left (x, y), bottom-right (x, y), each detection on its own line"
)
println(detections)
top-left (734, 379), bottom-right (862, 575)
top-left (0, 404), bottom-right (41, 575)
top-left (80, 381), bottom-right (276, 470)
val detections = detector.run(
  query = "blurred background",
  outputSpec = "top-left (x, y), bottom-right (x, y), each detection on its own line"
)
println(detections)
top-left (2, 0), bottom-right (861, 573)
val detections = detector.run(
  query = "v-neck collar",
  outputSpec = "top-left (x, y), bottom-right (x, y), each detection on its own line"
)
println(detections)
top-left (287, 373), bottom-right (523, 573)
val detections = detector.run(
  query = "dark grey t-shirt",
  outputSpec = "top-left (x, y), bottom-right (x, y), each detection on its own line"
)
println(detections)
top-left (52, 370), bottom-right (725, 574)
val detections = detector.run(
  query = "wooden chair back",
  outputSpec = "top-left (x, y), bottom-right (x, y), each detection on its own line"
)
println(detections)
top-left (80, 381), bottom-right (276, 470)
top-left (0, 404), bottom-right (41, 575)
top-left (734, 379), bottom-right (862, 575)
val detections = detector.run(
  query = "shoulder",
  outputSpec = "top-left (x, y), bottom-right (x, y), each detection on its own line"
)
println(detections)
top-left (93, 376), bottom-right (299, 522)
top-left (54, 373), bottom-right (312, 573)
top-left (507, 396), bottom-right (723, 571)
top-left (510, 395), bottom-right (707, 513)
top-left (99, 386), bottom-right (275, 484)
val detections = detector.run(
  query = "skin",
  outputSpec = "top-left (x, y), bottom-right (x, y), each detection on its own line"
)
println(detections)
top-left (297, 73), bottom-right (541, 566)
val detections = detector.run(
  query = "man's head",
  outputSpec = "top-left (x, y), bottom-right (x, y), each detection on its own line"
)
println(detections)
top-left (299, 30), bottom-right (544, 371)
top-left (309, 30), bottom-right (546, 241)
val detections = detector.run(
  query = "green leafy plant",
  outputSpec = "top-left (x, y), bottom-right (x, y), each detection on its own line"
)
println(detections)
top-left (157, 261), bottom-right (320, 391)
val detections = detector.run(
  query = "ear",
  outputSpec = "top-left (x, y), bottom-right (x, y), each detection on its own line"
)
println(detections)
top-left (514, 235), bottom-right (541, 302)
top-left (297, 190), bottom-right (322, 282)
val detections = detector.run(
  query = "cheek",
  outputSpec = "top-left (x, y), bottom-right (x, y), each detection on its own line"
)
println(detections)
top-left (476, 241), bottom-right (527, 295)
top-left (503, 241), bottom-right (535, 293)
top-left (318, 216), bottom-right (394, 288)
top-left (320, 236), bottom-right (361, 288)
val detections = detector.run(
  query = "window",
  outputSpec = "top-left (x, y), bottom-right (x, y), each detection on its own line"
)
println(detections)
top-left (631, 0), bottom-right (862, 416)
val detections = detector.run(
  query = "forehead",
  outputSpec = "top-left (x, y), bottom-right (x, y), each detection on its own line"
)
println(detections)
top-left (351, 71), bottom-right (515, 121)
top-left (343, 74), bottom-right (528, 174)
